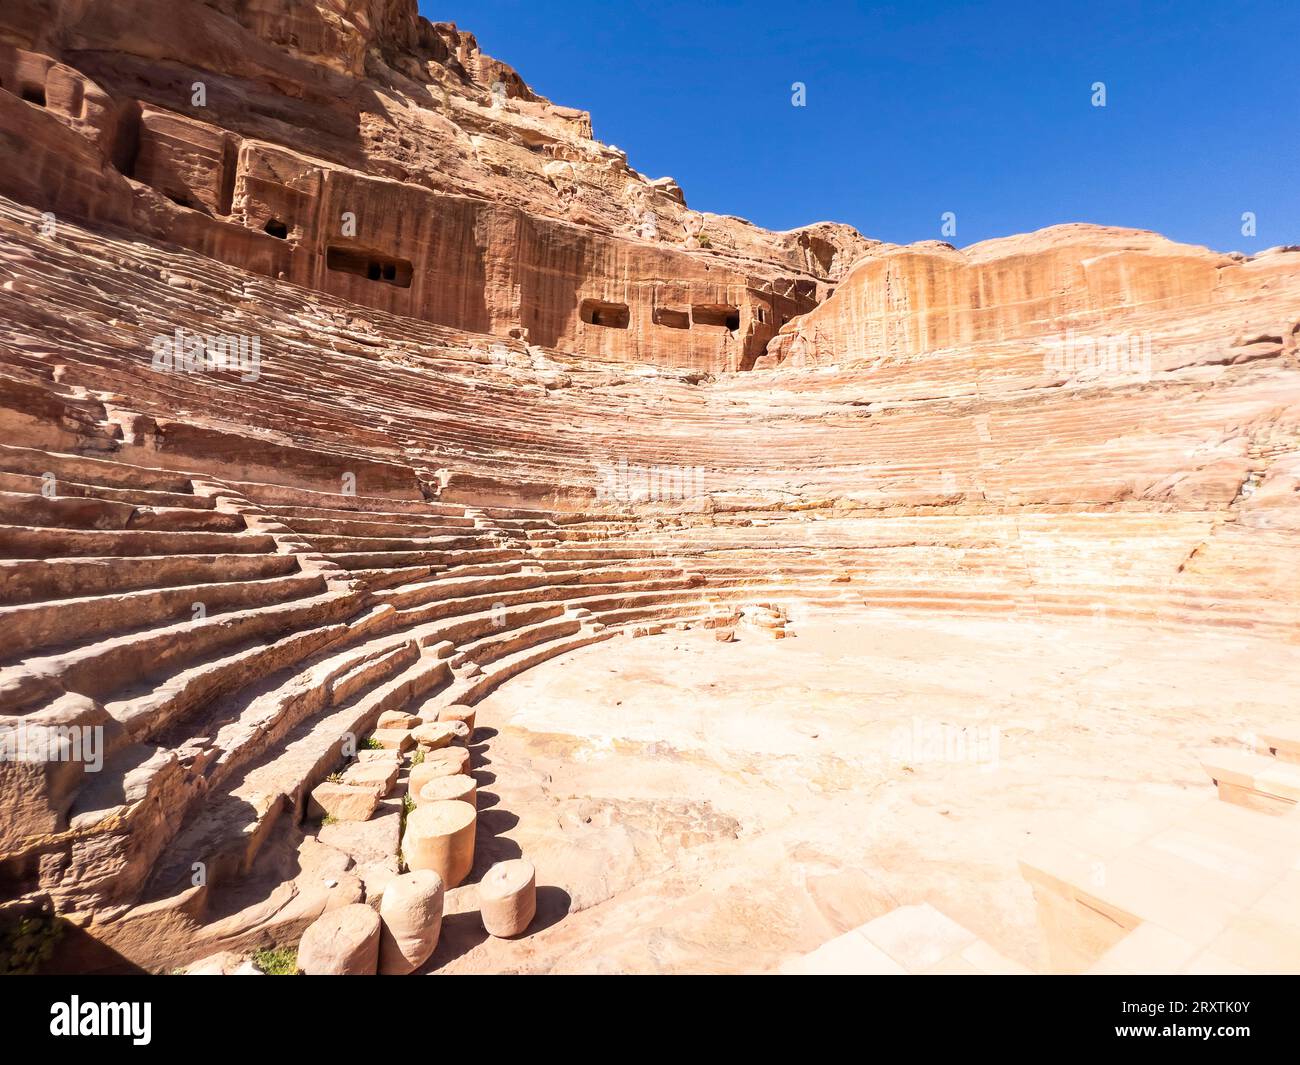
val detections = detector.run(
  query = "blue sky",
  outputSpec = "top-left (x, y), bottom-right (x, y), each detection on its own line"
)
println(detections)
top-left (422, 1), bottom-right (1299, 251)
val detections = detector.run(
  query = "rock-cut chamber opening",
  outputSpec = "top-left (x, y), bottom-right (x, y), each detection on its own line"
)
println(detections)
top-left (652, 307), bottom-right (690, 329)
top-left (326, 246), bottom-right (414, 288)
top-left (693, 304), bottom-right (741, 331)
top-left (580, 299), bottom-right (630, 329)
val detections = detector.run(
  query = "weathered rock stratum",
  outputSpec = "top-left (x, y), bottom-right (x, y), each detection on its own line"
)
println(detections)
top-left (0, 1), bottom-right (1298, 975)
top-left (0, 0), bottom-right (871, 371)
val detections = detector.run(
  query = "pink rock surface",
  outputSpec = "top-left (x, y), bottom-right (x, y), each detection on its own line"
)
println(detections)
top-left (0, 1), bottom-right (1296, 978)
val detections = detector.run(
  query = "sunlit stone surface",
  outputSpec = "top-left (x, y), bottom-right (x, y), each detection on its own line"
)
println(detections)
top-left (0, 1), bottom-right (1297, 975)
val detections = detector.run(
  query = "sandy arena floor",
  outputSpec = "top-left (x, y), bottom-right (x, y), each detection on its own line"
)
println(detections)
top-left (430, 611), bottom-right (1300, 973)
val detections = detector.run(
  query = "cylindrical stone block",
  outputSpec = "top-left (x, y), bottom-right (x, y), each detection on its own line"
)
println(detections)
top-left (411, 748), bottom-right (472, 788)
top-left (479, 858), bottom-right (537, 938)
top-left (408, 759), bottom-right (470, 803)
top-left (403, 800), bottom-right (476, 887)
top-left (412, 721), bottom-right (469, 750)
top-left (297, 903), bottom-right (381, 975)
top-left (376, 709), bottom-right (420, 730)
top-left (378, 869), bottom-right (445, 975)
top-left (438, 705), bottom-right (476, 735)
top-left (418, 773), bottom-right (477, 808)
top-left (407, 762), bottom-right (438, 801)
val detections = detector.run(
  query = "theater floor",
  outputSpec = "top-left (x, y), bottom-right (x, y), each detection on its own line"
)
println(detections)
top-left (429, 611), bottom-right (1298, 973)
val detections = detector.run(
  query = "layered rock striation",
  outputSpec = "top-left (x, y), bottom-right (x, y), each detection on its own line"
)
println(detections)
top-left (0, 1), bottom-right (1297, 973)
top-left (0, 0), bottom-right (869, 371)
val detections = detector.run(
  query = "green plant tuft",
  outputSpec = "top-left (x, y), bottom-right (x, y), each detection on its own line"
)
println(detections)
top-left (0, 912), bottom-right (65, 975)
top-left (251, 946), bottom-right (299, 975)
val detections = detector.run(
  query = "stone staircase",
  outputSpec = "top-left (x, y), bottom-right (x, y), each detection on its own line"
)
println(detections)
top-left (780, 903), bottom-right (1031, 975)
top-left (2, 191), bottom-right (1299, 972)
top-left (1198, 728), bottom-right (1300, 813)
top-left (1019, 787), bottom-right (1300, 974)
top-left (0, 447), bottom-right (749, 967)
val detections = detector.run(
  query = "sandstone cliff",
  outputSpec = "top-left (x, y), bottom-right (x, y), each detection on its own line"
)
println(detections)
top-left (763, 224), bottom-right (1297, 369)
top-left (0, 1), bottom-right (1297, 976)
top-left (0, 0), bottom-right (871, 372)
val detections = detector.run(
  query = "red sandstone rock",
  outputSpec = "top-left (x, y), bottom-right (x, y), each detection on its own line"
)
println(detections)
top-left (417, 774), bottom-right (477, 808)
top-left (403, 800), bottom-right (476, 887)
top-left (761, 224), bottom-right (1294, 370)
top-left (297, 903), bottom-right (381, 975)
top-left (340, 760), bottom-right (399, 796)
top-left (377, 869), bottom-right (444, 975)
top-left (437, 705), bottom-right (475, 733)
top-left (309, 782), bottom-right (381, 822)
top-left (478, 858), bottom-right (537, 938)
top-left (0, 1), bottom-right (868, 373)
top-left (369, 728), bottom-right (415, 752)
top-left (0, 0), bottom-right (1296, 979)
top-left (410, 749), bottom-right (474, 789)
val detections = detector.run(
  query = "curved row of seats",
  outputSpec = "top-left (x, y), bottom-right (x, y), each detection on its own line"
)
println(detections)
top-left (2, 192), bottom-right (1298, 969)
top-left (3, 442), bottom-right (1292, 937)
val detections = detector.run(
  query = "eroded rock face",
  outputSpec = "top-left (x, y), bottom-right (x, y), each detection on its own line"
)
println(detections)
top-left (760, 225), bottom-right (1296, 369)
top-left (0, 1), bottom-right (871, 372)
